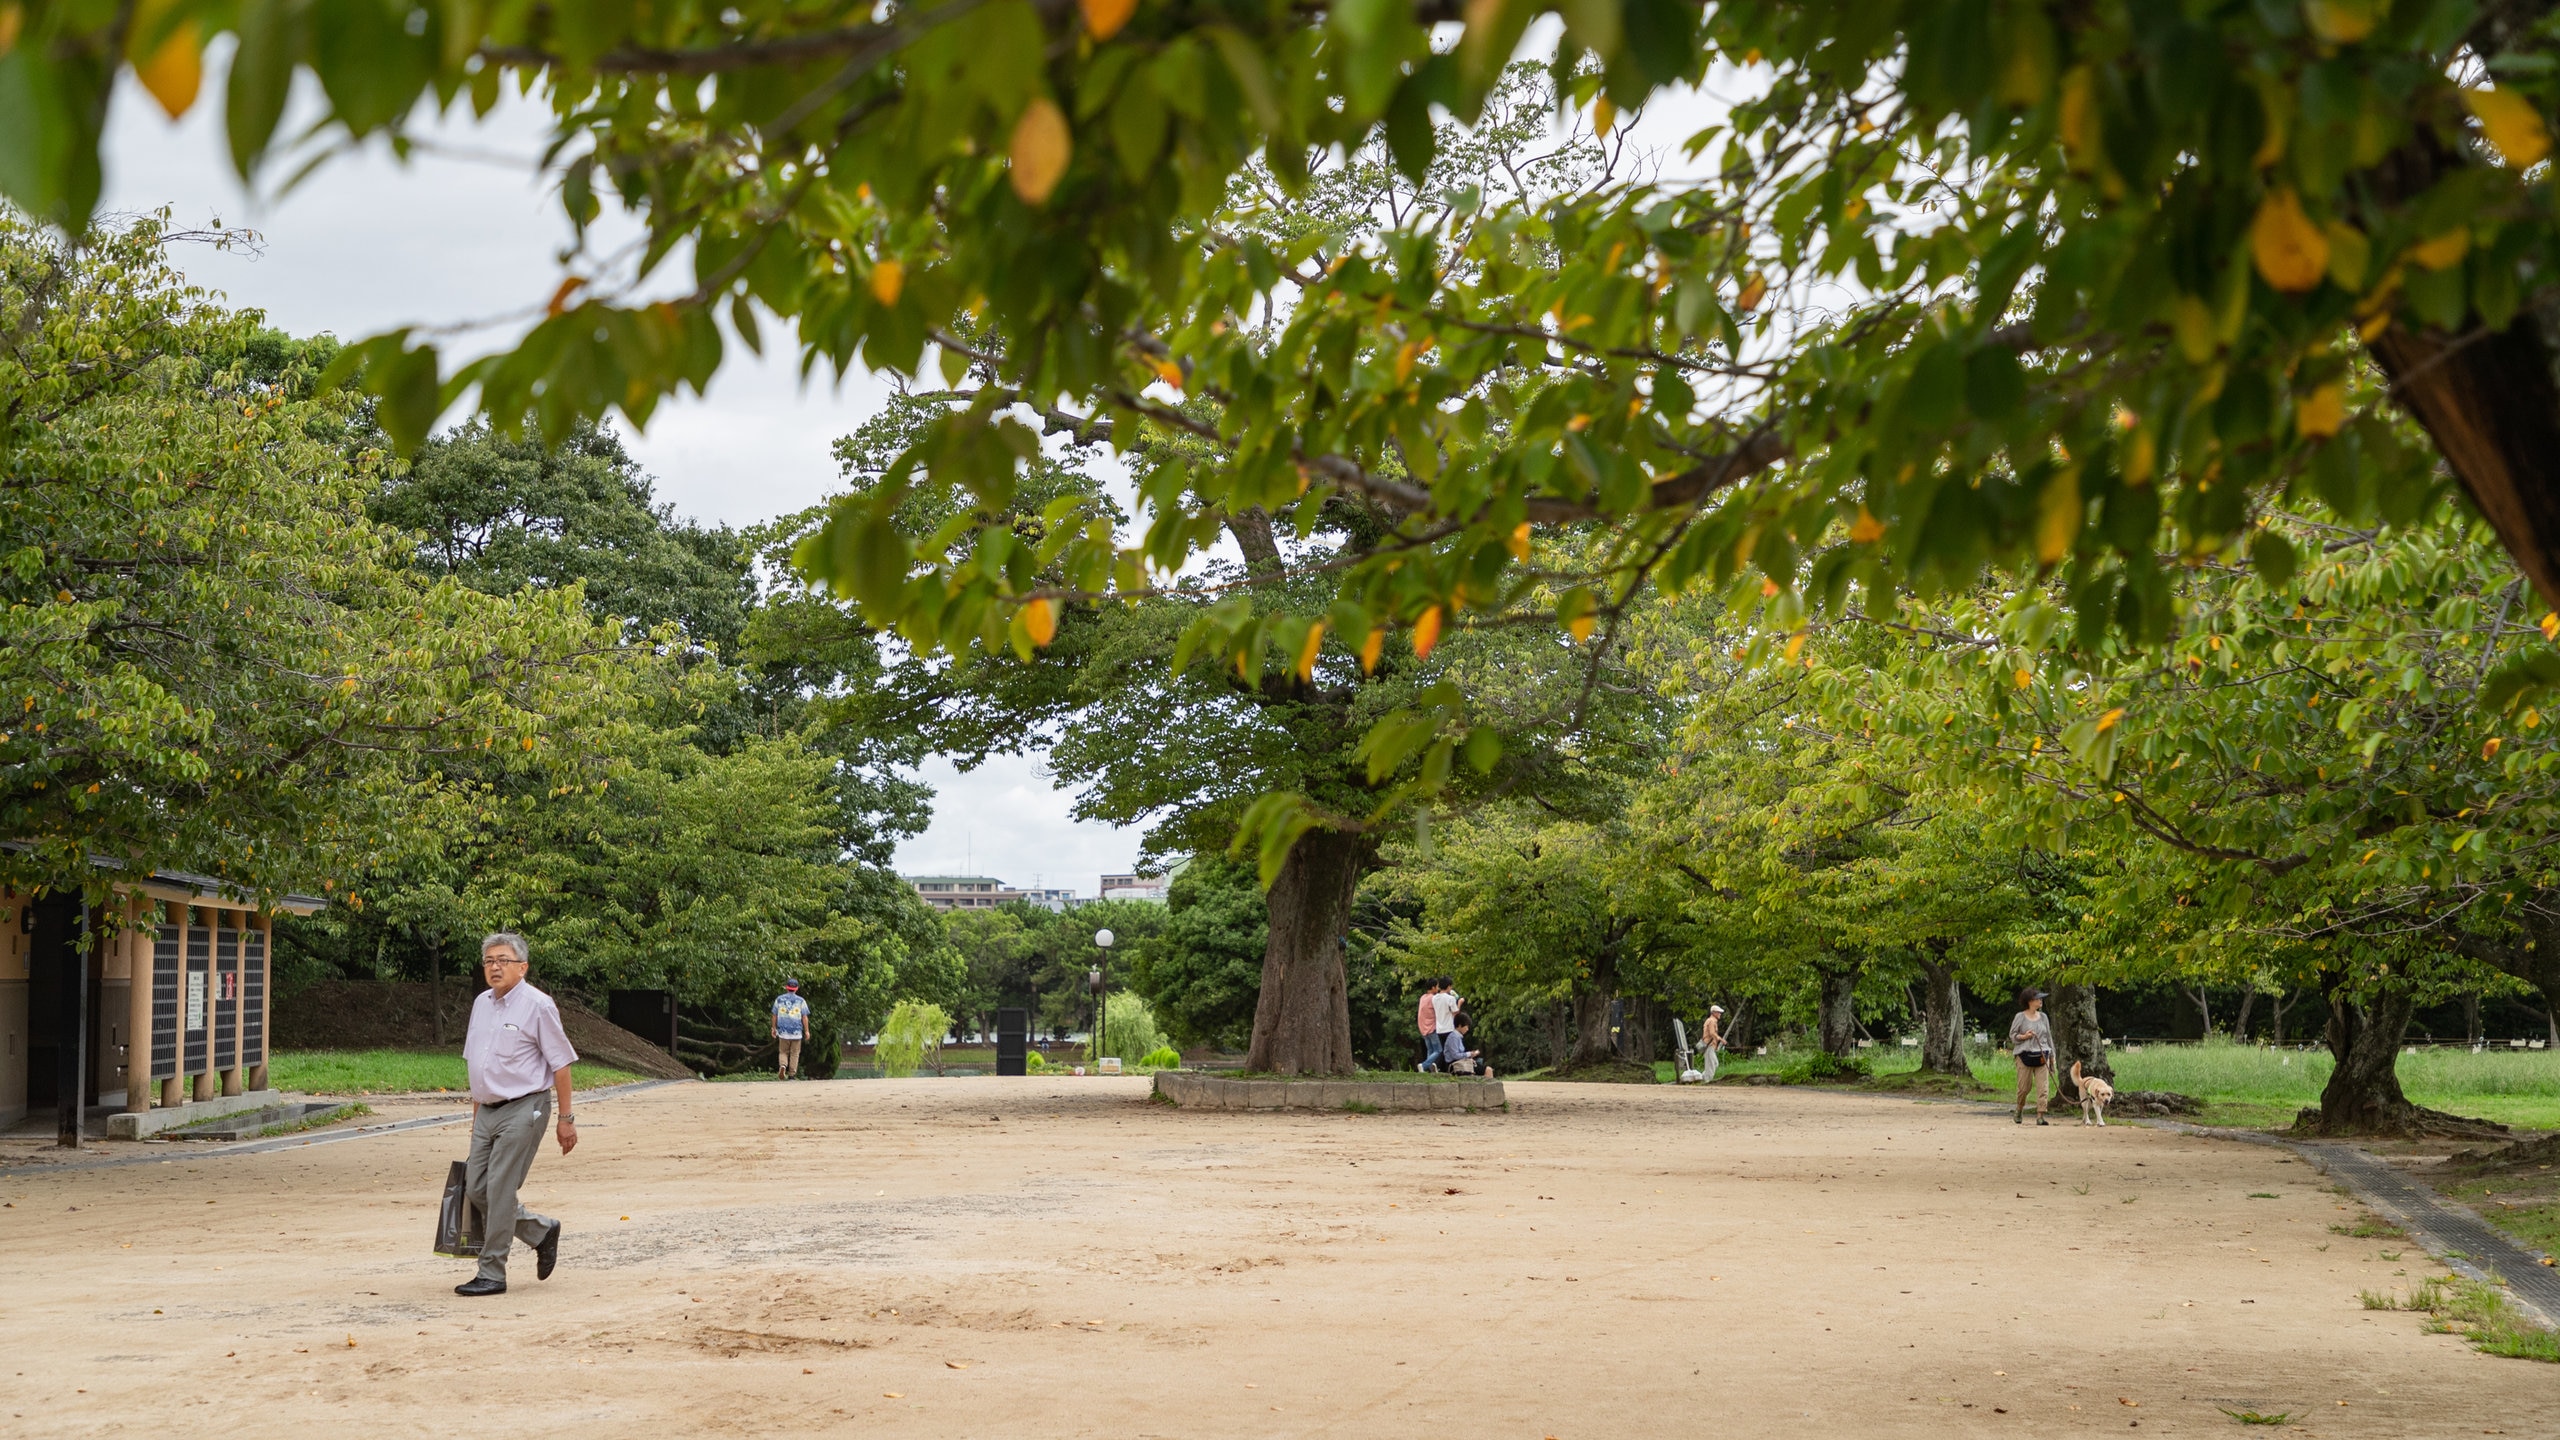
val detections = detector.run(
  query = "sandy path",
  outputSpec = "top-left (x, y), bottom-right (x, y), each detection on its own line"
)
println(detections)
top-left (0, 1080), bottom-right (2543, 1437)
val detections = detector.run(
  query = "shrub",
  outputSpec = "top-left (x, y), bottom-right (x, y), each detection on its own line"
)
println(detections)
top-left (1139, 1045), bottom-right (1184, 1070)
top-left (875, 1000), bottom-right (951, 1078)
top-left (1089, 992), bottom-right (1168, 1064)
top-left (1025, 1050), bottom-right (1048, 1072)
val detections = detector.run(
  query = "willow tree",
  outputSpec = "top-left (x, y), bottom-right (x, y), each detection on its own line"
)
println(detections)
top-left (24, 0), bottom-right (2560, 1058)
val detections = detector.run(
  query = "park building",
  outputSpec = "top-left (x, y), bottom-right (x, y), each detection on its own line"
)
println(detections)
top-left (2, 870), bottom-right (323, 1138)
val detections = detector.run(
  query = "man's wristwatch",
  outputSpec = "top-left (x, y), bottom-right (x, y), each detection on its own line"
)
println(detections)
top-left (558, 1113), bottom-right (576, 1124)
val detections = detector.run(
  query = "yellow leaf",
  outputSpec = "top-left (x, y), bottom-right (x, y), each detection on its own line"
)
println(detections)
top-left (2250, 189), bottom-right (2330, 293)
top-left (2297, 380), bottom-right (2347, 438)
top-left (2095, 706), bottom-right (2125, 732)
top-left (2014, 668), bottom-right (2033, 689)
top-left (1152, 358), bottom-right (1183, 389)
top-left (1593, 97), bottom-right (1616, 138)
top-left (0, 5), bottom-right (21, 58)
top-left (1008, 98), bottom-right (1072, 206)
top-left (1359, 628), bottom-right (1384, 673)
top-left (2544, 611), bottom-right (2559, 641)
top-left (1079, 0), bottom-right (1137, 40)
top-left (1022, 597), bottom-right (1057, 647)
top-left (1735, 273), bottom-right (1768, 312)
top-left (1294, 621), bottom-right (1325, 681)
top-left (1849, 507), bottom-right (1886, 544)
top-left (2356, 309), bottom-right (2392, 342)
top-left (2409, 230), bottom-right (2470, 271)
top-left (128, 6), bottom-right (201, 120)
top-left (1412, 606), bottom-right (1443, 660)
top-left (545, 276), bottom-right (587, 317)
top-left (869, 259), bottom-right (905, 306)
top-left (1568, 612), bottom-right (1596, 643)
top-left (2035, 465), bottom-right (2081, 565)
top-left (2059, 66), bottom-right (2097, 171)
top-left (1507, 522), bottom-right (1532, 560)
top-left (2302, 0), bottom-right (2380, 44)
top-left (520, 735), bottom-right (534, 751)
top-left (2323, 221), bottom-right (2370, 291)
top-left (2484, 736), bottom-right (2503, 760)
top-left (2172, 295), bottom-right (2218, 363)
top-left (1565, 412), bottom-right (1591, 432)
top-left (1783, 631), bottom-right (1807, 663)
top-left (2466, 86), bottom-right (2552, 170)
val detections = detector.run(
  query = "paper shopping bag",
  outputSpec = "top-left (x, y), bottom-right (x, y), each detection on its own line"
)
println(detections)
top-left (433, 1159), bottom-right (484, 1257)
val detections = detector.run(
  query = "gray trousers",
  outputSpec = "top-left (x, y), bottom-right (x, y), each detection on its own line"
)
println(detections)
top-left (465, 1089), bottom-right (557, 1281)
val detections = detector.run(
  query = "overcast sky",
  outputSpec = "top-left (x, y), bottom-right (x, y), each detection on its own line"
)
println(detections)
top-left (97, 64), bottom-right (1145, 894)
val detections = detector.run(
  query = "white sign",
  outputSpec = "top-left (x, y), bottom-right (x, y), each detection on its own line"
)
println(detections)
top-left (185, 971), bottom-right (206, 1031)
top-left (1099, 1057), bottom-right (1123, 1074)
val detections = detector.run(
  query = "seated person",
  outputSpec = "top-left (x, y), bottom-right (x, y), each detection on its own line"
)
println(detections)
top-left (1442, 1016), bottom-right (1493, 1077)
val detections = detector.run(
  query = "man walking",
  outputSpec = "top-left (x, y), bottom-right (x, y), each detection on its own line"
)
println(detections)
top-left (1415, 978), bottom-right (1444, 1072)
top-left (772, 979), bottom-right (811, 1080)
top-left (456, 932), bottom-right (578, 1297)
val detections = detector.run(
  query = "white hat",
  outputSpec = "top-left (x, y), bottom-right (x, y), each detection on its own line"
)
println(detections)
top-left (1709, 1004), bottom-right (1725, 1014)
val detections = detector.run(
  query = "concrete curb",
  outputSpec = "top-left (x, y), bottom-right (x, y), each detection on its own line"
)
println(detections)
top-left (1152, 1071), bottom-right (1505, 1112)
top-left (105, 1089), bottom-right (287, 1140)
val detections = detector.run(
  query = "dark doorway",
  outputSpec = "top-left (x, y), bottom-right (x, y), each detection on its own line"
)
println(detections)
top-left (23, 895), bottom-right (95, 1124)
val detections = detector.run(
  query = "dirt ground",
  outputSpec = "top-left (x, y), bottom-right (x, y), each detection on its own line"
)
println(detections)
top-left (0, 1080), bottom-right (2548, 1437)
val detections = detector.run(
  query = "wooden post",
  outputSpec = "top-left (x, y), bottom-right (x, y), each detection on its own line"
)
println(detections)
top-left (247, 912), bottom-right (271, 1091)
top-left (219, 907), bottom-right (242, 1098)
top-left (121, 895), bottom-right (150, 1115)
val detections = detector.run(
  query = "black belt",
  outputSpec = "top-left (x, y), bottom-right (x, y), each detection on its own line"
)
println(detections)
top-left (488, 1088), bottom-right (550, 1106)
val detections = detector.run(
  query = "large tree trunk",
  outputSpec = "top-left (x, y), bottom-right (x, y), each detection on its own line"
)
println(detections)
top-left (1815, 954), bottom-right (1862, 1058)
top-left (2370, 318), bottom-right (2560, 608)
top-left (2232, 988), bottom-right (2257, 1043)
top-left (1915, 949), bottom-right (1970, 1077)
top-left (2311, 980), bottom-right (2506, 1139)
top-left (2271, 990), bottom-right (2292, 1047)
top-left (1243, 828), bottom-right (1368, 1075)
top-left (2181, 984), bottom-right (2213, 1038)
top-left (2464, 991), bottom-right (2484, 1049)
top-left (2049, 982), bottom-right (2110, 1104)
top-left (1563, 947), bottom-right (1622, 1067)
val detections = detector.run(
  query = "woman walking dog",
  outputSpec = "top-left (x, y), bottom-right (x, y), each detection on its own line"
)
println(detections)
top-left (2009, 988), bottom-right (2056, 1125)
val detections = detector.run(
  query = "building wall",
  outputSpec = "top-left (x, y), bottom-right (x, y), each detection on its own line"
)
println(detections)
top-left (1, 894), bottom-right (24, 1125)
top-left (0, 981), bottom-right (24, 1127)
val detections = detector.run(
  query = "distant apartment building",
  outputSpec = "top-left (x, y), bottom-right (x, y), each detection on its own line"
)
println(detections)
top-left (906, 876), bottom-right (1079, 912)
top-left (1097, 856), bottom-right (1189, 903)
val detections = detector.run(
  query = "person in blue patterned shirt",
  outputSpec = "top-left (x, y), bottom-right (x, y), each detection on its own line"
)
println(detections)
top-left (771, 980), bottom-right (812, 1080)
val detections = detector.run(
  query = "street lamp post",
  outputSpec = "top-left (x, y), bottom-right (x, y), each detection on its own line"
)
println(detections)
top-left (1091, 928), bottom-right (1115, 1065)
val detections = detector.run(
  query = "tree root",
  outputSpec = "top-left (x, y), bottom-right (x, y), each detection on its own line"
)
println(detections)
top-left (2445, 1129), bottom-right (2560, 1172)
top-left (2292, 1102), bottom-right (2511, 1142)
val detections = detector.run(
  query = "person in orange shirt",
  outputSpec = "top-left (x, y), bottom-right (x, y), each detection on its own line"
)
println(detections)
top-left (1415, 979), bottom-right (1444, 1072)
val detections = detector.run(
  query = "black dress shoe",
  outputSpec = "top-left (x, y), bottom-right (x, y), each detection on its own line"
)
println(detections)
top-left (535, 1223), bottom-right (561, 1280)
top-left (454, 1277), bottom-right (507, 1297)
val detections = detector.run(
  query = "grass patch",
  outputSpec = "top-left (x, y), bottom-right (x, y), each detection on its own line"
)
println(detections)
top-left (2219, 1408), bottom-right (2293, 1425)
top-left (259, 1102), bottom-right (372, 1137)
top-left (2331, 1214), bottom-right (2406, 1239)
top-left (1341, 1098), bottom-right (1382, 1114)
top-left (269, 1049), bottom-right (642, 1095)
top-left (2434, 1173), bottom-right (2560, 1259)
top-left (2365, 1276), bottom-right (2560, 1362)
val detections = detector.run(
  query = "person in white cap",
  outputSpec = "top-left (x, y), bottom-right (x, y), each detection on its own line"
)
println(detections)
top-left (1695, 1005), bottom-right (1727, 1083)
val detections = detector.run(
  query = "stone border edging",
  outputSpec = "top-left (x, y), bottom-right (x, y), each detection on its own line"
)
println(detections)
top-left (1152, 1071), bottom-right (1505, 1112)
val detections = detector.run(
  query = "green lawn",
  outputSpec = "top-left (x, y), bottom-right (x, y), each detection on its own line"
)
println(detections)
top-left (1681, 1039), bottom-right (2560, 1131)
top-left (270, 1049), bottom-right (644, 1095)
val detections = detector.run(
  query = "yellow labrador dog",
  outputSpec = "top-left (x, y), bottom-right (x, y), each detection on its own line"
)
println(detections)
top-left (2071, 1061), bottom-right (2115, 1126)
